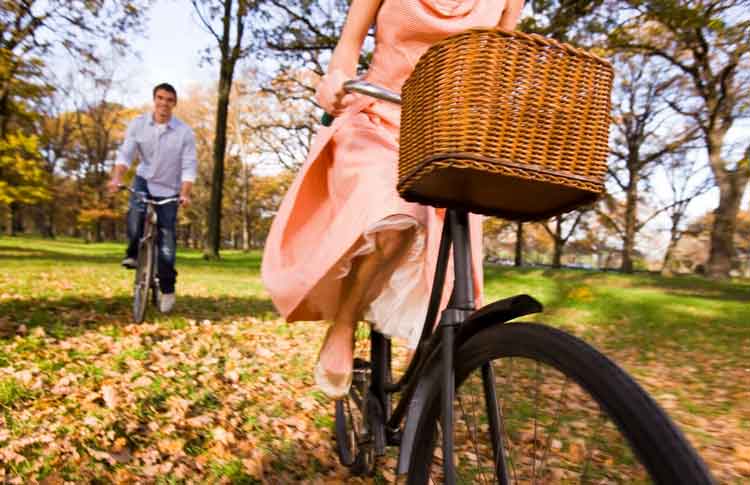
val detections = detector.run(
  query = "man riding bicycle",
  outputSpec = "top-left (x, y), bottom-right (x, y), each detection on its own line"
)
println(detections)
top-left (107, 83), bottom-right (198, 314)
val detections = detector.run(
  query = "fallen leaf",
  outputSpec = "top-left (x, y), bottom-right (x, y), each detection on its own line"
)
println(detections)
top-left (102, 384), bottom-right (118, 409)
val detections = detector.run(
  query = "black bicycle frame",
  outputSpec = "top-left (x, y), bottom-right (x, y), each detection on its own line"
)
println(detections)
top-left (364, 206), bottom-right (543, 480)
top-left (366, 208), bottom-right (477, 482)
top-left (143, 205), bottom-right (160, 294)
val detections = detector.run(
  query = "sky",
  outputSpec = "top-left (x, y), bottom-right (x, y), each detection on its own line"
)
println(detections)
top-left (115, 1), bottom-right (218, 106)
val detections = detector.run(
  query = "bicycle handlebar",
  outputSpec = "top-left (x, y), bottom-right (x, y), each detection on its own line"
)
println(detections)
top-left (118, 185), bottom-right (180, 205)
top-left (343, 80), bottom-right (402, 104)
top-left (321, 80), bottom-right (401, 126)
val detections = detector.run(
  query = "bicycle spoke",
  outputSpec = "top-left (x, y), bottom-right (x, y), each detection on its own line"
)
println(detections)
top-left (502, 358), bottom-right (519, 484)
top-left (535, 376), bottom-right (570, 481)
top-left (531, 360), bottom-right (542, 484)
top-left (457, 385), bottom-right (488, 483)
top-left (580, 410), bottom-right (607, 484)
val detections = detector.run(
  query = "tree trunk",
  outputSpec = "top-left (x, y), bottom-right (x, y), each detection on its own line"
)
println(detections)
top-left (514, 222), bottom-right (523, 267)
top-left (95, 220), bottom-right (103, 243)
top-left (204, 0), bottom-right (241, 260)
top-left (706, 141), bottom-right (749, 279)
top-left (661, 211), bottom-right (684, 275)
top-left (9, 202), bottom-right (22, 236)
top-left (32, 204), bottom-right (54, 238)
top-left (552, 216), bottom-right (563, 268)
top-left (621, 173), bottom-right (638, 273)
top-left (47, 203), bottom-right (56, 238)
top-left (707, 184), bottom-right (743, 278)
top-left (242, 163), bottom-right (250, 252)
top-left (661, 241), bottom-right (675, 275)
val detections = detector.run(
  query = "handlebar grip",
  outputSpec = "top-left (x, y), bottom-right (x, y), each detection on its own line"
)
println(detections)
top-left (321, 112), bottom-right (334, 127)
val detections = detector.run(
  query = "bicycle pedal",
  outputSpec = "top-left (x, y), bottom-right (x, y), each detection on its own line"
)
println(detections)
top-left (386, 427), bottom-right (402, 446)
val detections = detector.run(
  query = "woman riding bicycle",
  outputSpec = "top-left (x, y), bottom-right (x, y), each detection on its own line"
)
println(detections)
top-left (262, 0), bottom-right (525, 398)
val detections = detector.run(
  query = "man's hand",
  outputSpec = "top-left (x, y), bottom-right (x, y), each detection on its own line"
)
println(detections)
top-left (108, 164), bottom-right (127, 194)
top-left (107, 178), bottom-right (121, 194)
top-left (179, 181), bottom-right (193, 209)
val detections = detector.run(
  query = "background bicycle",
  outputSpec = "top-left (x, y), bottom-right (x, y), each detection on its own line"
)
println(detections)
top-left (120, 185), bottom-right (180, 323)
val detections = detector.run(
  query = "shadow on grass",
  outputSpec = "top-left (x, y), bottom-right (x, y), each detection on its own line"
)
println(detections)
top-left (0, 245), bottom-right (123, 265)
top-left (0, 293), bottom-right (278, 339)
top-left (0, 244), bottom-right (263, 270)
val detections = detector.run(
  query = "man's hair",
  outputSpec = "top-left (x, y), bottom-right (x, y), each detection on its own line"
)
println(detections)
top-left (153, 83), bottom-right (177, 101)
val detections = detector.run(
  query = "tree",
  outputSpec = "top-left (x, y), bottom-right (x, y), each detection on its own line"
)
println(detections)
top-left (612, 0), bottom-right (750, 278)
top-left (514, 222), bottom-right (524, 267)
top-left (542, 210), bottom-right (588, 268)
top-left (483, 218), bottom-right (516, 263)
top-left (520, 0), bottom-right (608, 44)
top-left (172, 84), bottom-right (218, 248)
top-left (246, 1), bottom-right (366, 170)
top-left (0, 131), bottom-right (49, 234)
top-left (249, 0), bottom-right (353, 83)
top-left (245, 70), bottom-right (319, 171)
top-left (574, 207), bottom-right (624, 269)
top-left (732, 211), bottom-right (750, 276)
top-left (659, 154), bottom-right (712, 274)
top-left (0, 0), bottom-right (150, 235)
top-left (69, 99), bottom-right (130, 242)
top-left (0, 0), bottom-right (150, 135)
top-left (191, 0), bottom-right (257, 259)
top-left (33, 90), bottom-right (77, 237)
top-left (607, 55), bottom-right (698, 272)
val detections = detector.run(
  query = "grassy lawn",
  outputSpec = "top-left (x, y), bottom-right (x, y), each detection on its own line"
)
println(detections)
top-left (0, 236), bottom-right (748, 483)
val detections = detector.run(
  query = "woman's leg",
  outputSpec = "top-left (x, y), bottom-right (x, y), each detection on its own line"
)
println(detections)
top-left (318, 227), bottom-right (417, 375)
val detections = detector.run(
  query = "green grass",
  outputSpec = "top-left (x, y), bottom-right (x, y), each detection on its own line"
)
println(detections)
top-left (0, 236), bottom-right (748, 483)
top-left (484, 265), bottom-right (750, 358)
top-left (0, 236), bottom-right (276, 340)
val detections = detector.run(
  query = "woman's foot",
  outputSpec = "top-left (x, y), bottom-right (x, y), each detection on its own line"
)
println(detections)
top-left (315, 321), bottom-right (356, 398)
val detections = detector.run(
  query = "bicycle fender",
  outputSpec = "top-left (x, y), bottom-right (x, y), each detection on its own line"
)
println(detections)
top-left (456, 294), bottom-right (543, 348)
top-left (396, 294), bottom-right (542, 476)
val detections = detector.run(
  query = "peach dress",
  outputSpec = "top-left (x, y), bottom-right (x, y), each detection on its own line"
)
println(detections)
top-left (262, 0), bottom-right (506, 348)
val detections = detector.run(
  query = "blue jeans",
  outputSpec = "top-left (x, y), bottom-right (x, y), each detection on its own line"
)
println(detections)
top-left (126, 176), bottom-right (179, 294)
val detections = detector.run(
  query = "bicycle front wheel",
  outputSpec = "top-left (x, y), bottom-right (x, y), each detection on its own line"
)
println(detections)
top-left (407, 322), bottom-right (713, 484)
top-left (132, 241), bottom-right (154, 323)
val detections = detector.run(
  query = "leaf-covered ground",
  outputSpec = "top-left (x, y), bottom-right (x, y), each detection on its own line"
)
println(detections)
top-left (0, 237), bottom-right (748, 483)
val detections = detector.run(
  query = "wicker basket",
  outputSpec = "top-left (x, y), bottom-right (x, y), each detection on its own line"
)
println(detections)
top-left (398, 28), bottom-right (614, 221)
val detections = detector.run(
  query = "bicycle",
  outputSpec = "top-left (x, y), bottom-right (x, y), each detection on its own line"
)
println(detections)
top-left (119, 185), bottom-right (179, 323)
top-left (323, 80), bottom-right (714, 484)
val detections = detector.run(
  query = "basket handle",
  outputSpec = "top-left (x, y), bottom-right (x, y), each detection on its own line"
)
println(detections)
top-left (320, 80), bottom-right (401, 126)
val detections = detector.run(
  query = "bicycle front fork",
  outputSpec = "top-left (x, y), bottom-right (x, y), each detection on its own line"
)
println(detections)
top-left (439, 209), bottom-right (476, 484)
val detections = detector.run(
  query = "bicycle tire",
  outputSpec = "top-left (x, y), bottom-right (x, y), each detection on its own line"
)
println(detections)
top-left (407, 322), bottom-right (713, 484)
top-left (132, 241), bottom-right (153, 323)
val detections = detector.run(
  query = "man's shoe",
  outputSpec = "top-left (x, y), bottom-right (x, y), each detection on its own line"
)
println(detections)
top-left (159, 293), bottom-right (176, 313)
top-left (121, 257), bottom-right (137, 269)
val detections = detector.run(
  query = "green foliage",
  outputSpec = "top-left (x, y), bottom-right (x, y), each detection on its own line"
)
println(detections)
top-left (0, 131), bottom-right (50, 205)
top-left (520, 0), bottom-right (609, 44)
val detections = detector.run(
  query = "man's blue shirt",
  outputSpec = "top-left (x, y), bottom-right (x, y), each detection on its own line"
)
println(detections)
top-left (116, 113), bottom-right (198, 197)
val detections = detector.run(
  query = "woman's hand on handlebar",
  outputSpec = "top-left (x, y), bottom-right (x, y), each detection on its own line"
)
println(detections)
top-left (315, 69), bottom-right (357, 117)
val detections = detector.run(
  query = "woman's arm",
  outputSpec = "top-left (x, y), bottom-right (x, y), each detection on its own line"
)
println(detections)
top-left (329, 0), bottom-right (381, 77)
top-left (316, 0), bottom-right (381, 115)
top-left (498, 0), bottom-right (524, 30)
